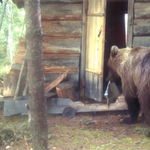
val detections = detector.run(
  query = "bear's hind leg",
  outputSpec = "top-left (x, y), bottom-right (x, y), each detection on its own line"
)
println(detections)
top-left (123, 97), bottom-right (140, 124)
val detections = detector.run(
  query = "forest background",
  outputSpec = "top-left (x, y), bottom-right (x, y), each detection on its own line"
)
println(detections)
top-left (0, 0), bottom-right (24, 78)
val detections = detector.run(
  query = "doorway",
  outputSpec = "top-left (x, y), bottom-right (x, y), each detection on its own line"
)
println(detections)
top-left (103, 0), bottom-right (128, 91)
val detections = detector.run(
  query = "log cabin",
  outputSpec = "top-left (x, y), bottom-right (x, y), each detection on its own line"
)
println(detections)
top-left (7, 0), bottom-right (150, 104)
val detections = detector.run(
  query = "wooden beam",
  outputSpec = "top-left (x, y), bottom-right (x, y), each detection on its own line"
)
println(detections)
top-left (133, 36), bottom-right (150, 47)
top-left (80, 0), bottom-right (87, 97)
top-left (43, 53), bottom-right (80, 59)
top-left (17, 38), bottom-right (81, 54)
top-left (135, 0), bottom-right (150, 2)
top-left (44, 66), bottom-right (79, 73)
top-left (44, 56), bottom-right (79, 68)
top-left (42, 21), bottom-right (82, 38)
top-left (14, 53), bottom-right (80, 64)
top-left (134, 3), bottom-right (150, 19)
top-left (12, 0), bottom-right (83, 4)
top-left (42, 37), bottom-right (81, 53)
top-left (134, 25), bottom-right (150, 36)
top-left (41, 3), bottom-right (82, 21)
top-left (127, 0), bottom-right (134, 47)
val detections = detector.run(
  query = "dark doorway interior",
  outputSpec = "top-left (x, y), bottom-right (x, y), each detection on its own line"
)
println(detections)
top-left (103, 1), bottom-right (128, 92)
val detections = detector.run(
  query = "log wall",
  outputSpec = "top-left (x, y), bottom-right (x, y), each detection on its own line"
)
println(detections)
top-left (133, 0), bottom-right (150, 47)
top-left (11, 1), bottom-right (83, 88)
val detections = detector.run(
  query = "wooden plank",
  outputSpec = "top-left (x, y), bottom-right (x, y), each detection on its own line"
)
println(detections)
top-left (41, 0), bottom-right (82, 3)
top-left (16, 38), bottom-right (81, 54)
top-left (14, 53), bottom-right (80, 64)
top-left (86, 16), bottom-right (105, 73)
top-left (14, 52), bottom-right (26, 101)
top-left (134, 3), bottom-right (150, 19)
top-left (85, 71), bottom-right (103, 101)
top-left (43, 53), bottom-right (80, 59)
top-left (134, 18), bottom-right (150, 26)
top-left (42, 21), bottom-right (82, 38)
top-left (134, 18), bottom-right (150, 35)
top-left (45, 71), bottom-right (68, 93)
top-left (43, 37), bottom-right (81, 53)
top-left (44, 56), bottom-right (79, 67)
top-left (45, 73), bottom-right (79, 85)
top-left (133, 36), bottom-right (150, 47)
top-left (13, 0), bottom-right (83, 4)
top-left (85, 0), bottom-right (106, 101)
top-left (88, 0), bottom-right (105, 15)
top-left (44, 66), bottom-right (78, 73)
top-left (127, 0), bottom-right (134, 47)
top-left (135, 0), bottom-right (150, 2)
top-left (41, 3), bottom-right (82, 21)
top-left (134, 25), bottom-right (150, 35)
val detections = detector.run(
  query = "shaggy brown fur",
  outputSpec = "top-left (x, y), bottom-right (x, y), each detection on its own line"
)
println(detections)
top-left (107, 45), bottom-right (150, 124)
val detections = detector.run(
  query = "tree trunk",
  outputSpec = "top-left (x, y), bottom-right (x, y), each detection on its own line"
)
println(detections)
top-left (24, 0), bottom-right (48, 150)
top-left (0, 0), bottom-right (8, 31)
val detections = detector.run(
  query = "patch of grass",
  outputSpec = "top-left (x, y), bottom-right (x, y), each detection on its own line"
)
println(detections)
top-left (0, 125), bottom-right (15, 143)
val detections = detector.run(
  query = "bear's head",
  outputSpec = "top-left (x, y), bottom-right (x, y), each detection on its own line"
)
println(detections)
top-left (106, 45), bottom-right (120, 82)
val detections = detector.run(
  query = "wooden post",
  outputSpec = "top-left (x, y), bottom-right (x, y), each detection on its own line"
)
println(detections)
top-left (56, 82), bottom-right (77, 101)
top-left (14, 52), bottom-right (26, 100)
top-left (127, 0), bottom-right (134, 47)
top-left (80, 0), bottom-right (87, 97)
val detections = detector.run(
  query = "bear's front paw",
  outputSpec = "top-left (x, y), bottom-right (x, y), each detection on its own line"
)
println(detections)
top-left (121, 117), bottom-right (137, 124)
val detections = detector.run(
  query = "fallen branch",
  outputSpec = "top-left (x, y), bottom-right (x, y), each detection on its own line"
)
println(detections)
top-left (24, 135), bottom-right (29, 150)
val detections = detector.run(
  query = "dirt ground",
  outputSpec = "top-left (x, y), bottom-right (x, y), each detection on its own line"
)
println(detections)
top-left (0, 108), bottom-right (150, 150)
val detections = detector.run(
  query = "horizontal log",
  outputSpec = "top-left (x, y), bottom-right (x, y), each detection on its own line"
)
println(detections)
top-left (13, 0), bottom-right (83, 4)
top-left (42, 21), bottom-right (82, 38)
top-left (14, 53), bottom-right (80, 64)
top-left (41, 3), bottom-right (82, 21)
top-left (42, 37), bottom-right (81, 53)
top-left (135, 0), bottom-right (150, 2)
top-left (12, 55), bottom-right (80, 69)
top-left (134, 18), bottom-right (150, 26)
top-left (41, 0), bottom-right (82, 3)
top-left (133, 36), bottom-right (150, 47)
top-left (44, 66), bottom-right (79, 73)
top-left (134, 18), bottom-right (150, 35)
top-left (43, 53), bottom-right (80, 59)
top-left (134, 25), bottom-right (150, 35)
top-left (134, 3), bottom-right (150, 19)
top-left (44, 56), bottom-right (79, 67)
top-left (17, 38), bottom-right (81, 53)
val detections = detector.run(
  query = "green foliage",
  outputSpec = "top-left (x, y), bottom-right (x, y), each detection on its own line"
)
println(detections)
top-left (0, 0), bottom-right (25, 77)
top-left (0, 121), bottom-right (32, 146)
top-left (0, 124), bottom-right (15, 143)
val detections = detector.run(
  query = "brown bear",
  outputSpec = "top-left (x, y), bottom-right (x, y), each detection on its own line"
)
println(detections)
top-left (106, 45), bottom-right (150, 124)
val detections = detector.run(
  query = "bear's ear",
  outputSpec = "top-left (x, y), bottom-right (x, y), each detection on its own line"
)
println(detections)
top-left (110, 46), bottom-right (118, 58)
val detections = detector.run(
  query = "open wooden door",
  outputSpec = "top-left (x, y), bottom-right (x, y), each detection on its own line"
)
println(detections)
top-left (85, 0), bottom-right (106, 101)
